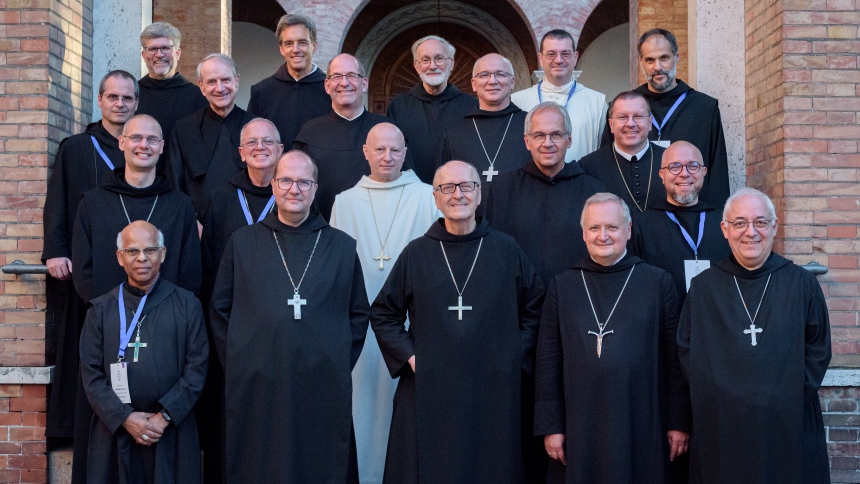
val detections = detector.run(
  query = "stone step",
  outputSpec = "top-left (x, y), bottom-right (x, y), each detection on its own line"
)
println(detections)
top-left (48, 445), bottom-right (72, 484)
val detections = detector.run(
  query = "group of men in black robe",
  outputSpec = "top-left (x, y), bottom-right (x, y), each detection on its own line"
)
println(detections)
top-left (39, 11), bottom-right (832, 484)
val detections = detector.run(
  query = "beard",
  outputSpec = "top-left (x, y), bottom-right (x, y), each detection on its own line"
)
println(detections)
top-left (669, 186), bottom-right (699, 205)
top-left (644, 64), bottom-right (677, 92)
top-left (420, 69), bottom-right (449, 87)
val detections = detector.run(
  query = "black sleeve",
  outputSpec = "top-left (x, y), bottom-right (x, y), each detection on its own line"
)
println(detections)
top-left (158, 295), bottom-right (209, 425)
top-left (660, 271), bottom-right (690, 433)
top-left (701, 102), bottom-right (730, 209)
top-left (516, 247), bottom-right (545, 374)
top-left (348, 254), bottom-right (371, 369)
top-left (176, 201), bottom-right (203, 296)
top-left (533, 277), bottom-right (565, 436)
top-left (71, 196), bottom-right (95, 302)
top-left (370, 248), bottom-right (415, 378)
top-left (803, 274), bottom-right (832, 400)
top-left (209, 235), bottom-right (235, 371)
top-left (42, 139), bottom-right (72, 261)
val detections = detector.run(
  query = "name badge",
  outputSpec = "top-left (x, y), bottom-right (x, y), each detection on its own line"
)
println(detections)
top-left (684, 259), bottom-right (710, 291)
top-left (652, 140), bottom-right (671, 148)
top-left (110, 362), bottom-right (132, 403)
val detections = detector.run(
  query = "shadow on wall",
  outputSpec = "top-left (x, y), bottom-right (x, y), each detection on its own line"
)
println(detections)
top-left (576, 23), bottom-right (631, 101)
top-left (232, 21), bottom-right (285, 111)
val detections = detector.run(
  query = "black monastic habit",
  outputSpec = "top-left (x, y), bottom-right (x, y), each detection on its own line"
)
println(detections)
top-left (371, 218), bottom-right (545, 484)
top-left (601, 81), bottom-right (730, 208)
top-left (535, 255), bottom-right (689, 484)
top-left (80, 278), bottom-right (208, 484)
top-left (136, 73), bottom-right (208, 145)
top-left (43, 121), bottom-right (125, 440)
top-left (292, 110), bottom-right (412, 221)
top-left (166, 106), bottom-right (255, 217)
top-left (247, 65), bottom-right (331, 146)
top-left (441, 104), bottom-right (530, 186)
top-left (678, 253), bottom-right (831, 484)
top-left (632, 198), bottom-right (731, 302)
top-left (579, 143), bottom-right (667, 214)
top-left (387, 83), bottom-right (478, 183)
top-left (210, 212), bottom-right (369, 484)
top-left (71, 169), bottom-right (201, 303)
top-left (484, 159), bottom-right (607, 284)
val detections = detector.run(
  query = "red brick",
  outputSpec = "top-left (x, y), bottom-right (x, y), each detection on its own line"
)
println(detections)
top-left (8, 426), bottom-right (43, 441)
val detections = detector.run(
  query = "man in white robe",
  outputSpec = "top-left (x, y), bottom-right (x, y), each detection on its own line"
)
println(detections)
top-left (330, 123), bottom-right (440, 484)
top-left (511, 29), bottom-right (607, 162)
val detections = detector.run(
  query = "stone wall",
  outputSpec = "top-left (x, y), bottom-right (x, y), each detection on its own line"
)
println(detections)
top-left (152, 0), bottom-right (231, 84)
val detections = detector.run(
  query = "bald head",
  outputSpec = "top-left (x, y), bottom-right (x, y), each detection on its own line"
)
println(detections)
top-left (122, 114), bottom-right (163, 138)
top-left (471, 54), bottom-right (515, 110)
top-left (116, 221), bottom-right (166, 288)
top-left (659, 140), bottom-right (707, 206)
top-left (325, 53), bottom-right (368, 113)
top-left (663, 141), bottom-right (702, 164)
top-left (365, 123), bottom-right (407, 183)
top-left (472, 53), bottom-right (514, 77)
top-left (433, 160), bottom-right (480, 187)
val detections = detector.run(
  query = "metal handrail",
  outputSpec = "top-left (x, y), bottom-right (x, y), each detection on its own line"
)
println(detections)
top-left (1, 260), bottom-right (48, 275)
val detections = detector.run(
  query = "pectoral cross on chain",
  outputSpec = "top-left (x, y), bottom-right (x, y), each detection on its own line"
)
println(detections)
top-left (743, 323), bottom-right (762, 346)
top-left (482, 167), bottom-right (499, 182)
top-left (588, 329), bottom-right (614, 358)
top-left (287, 292), bottom-right (307, 320)
top-left (373, 248), bottom-right (390, 270)
top-left (448, 296), bottom-right (472, 321)
top-left (127, 334), bottom-right (147, 363)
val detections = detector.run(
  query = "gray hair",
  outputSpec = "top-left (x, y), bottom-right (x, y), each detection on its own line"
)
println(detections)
top-left (196, 53), bottom-right (238, 81)
top-left (117, 229), bottom-right (165, 249)
top-left (580, 192), bottom-right (632, 229)
top-left (275, 14), bottom-right (317, 45)
top-left (99, 70), bottom-right (139, 99)
top-left (411, 35), bottom-right (456, 61)
top-left (722, 187), bottom-right (777, 221)
top-left (472, 54), bottom-right (514, 77)
top-left (432, 160), bottom-right (480, 187)
top-left (524, 102), bottom-right (572, 135)
top-left (140, 22), bottom-right (181, 48)
top-left (326, 54), bottom-right (367, 77)
top-left (241, 118), bottom-right (281, 143)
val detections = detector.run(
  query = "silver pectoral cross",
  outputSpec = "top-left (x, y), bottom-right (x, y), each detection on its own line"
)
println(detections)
top-left (373, 248), bottom-right (391, 270)
top-left (127, 334), bottom-right (147, 363)
top-left (482, 167), bottom-right (499, 182)
top-left (588, 329), bottom-right (614, 358)
top-left (287, 292), bottom-right (307, 320)
top-left (448, 296), bottom-right (472, 320)
top-left (743, 323), bottom-right (762, 346)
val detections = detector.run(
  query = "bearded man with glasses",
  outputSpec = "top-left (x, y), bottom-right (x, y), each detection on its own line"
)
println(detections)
top-left (677, 187), bottom-right (831, 484)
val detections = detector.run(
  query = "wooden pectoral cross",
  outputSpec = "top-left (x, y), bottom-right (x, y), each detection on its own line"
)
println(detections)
top-left (127, 334), bottom-right (147, 363)
top-left (448, 296), bottom-right (472, 321)
top-left (288, 292), bottom-right (307, 320)
top-left (482, 167), bottom-right (499, 182)
top-left (588, 329), bottom-right (614, 358)
top-left (373, 248), bottom-right (391, 270)
top-left (743, 323), bottom-right (762, 346)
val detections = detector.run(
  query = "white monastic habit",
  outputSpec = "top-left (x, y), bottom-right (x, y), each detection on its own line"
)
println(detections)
top-left (329, 169), bottom-right (440, 484)
top-left (511, 79), bottom-right (607, 162)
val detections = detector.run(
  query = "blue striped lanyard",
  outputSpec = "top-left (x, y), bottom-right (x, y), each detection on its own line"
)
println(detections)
top-left (537, 80), bottom-right (577, 108)
top-left (651, 92), bottom-right (687, 140)
top-left (238, 188), bottom-right (275, 225)
top-left (666, 211), bottom-right (705, 259)
top-left (91, 136), bottom-right (116, 170)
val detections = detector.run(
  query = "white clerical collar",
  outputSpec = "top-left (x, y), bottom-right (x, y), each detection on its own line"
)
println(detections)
top-left (540, 78), bottom-right (576, 93)
top-left (613, 142), bottom-right (650, 161)
top-left (334, 107), bottom-right (364, 121)
top-left (591, 249), bottom-right (628, 266)
top-left (292, 63), bottom-right (318, 81)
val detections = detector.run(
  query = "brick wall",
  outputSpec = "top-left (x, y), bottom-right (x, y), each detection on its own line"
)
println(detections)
top-left (637, 0), bottom-right (688, 84)
top-left (153, 0), bottom-right (231, 84)
top-left (822, 387), bottom-right (860, 482)
top-left (0, 0), bottom-right (92, 480)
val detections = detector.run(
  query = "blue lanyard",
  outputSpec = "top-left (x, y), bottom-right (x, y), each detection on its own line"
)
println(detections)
top-left (117, 283), bottom-right (149, 360)
top-left (91, 136), bottom-right (116, 170)
top-left (651, 92), bottom-right (687, 140)
top-left (237, 188), bottom-right (275, 225)
top-left (666, 211), bottom-right (705, 258)
top-left (537, 80), bottom-right (577, 108)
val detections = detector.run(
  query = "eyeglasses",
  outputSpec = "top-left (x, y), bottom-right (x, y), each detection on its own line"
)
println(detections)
top-left (529, 131), bottom-right (569, 143)
top-left (275, 178), bottom-right (315, 191)
top-left (327, 73), bottom-right (364, 82)
top-left (542, 51), bottom-right (574, 61)
top-left (435, 182), bottom-right (479, 194)
top-left (143, 46), bottom-right (174, 55)
top-left (612, 115), bottom-right (650, 123)
top-left (118, 246), bottom-right (163, 257)
top-left (123, 134), bottom-right (162, 145)
top-left (724, 219), bottom-right (773, 231)
top-left (473, 71), bottom-right (513, 80)
top-left (242, 138), bottom-right (278, 148)
top-left (417, 56), bottom-right (450, 67)
top-left (103, 94), bottom-right (137, 104)
top-left (663, 161), bottom-right (703, 175)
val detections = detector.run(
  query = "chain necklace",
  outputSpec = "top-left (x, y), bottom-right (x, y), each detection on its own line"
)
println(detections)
top-left (473, 114), bottom-right (514, 182)
top-left (440, 238), bottom-right (484, 320)
top-left (580, 265), bottom-right (635, 358)
top-left (366, 186), bottom-right (405, 270)
top-left (119, 194), bottom-right (159, 224)
top-left (272, 229), bottom-right (322, 320)
top-left (734, 273), bottom-right (772, 346)
top-left (611, 145), bottom-right (653, 212)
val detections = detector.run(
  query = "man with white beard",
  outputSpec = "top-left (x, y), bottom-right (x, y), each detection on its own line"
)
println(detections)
top-left (387, 35), bottom-right (477, 184)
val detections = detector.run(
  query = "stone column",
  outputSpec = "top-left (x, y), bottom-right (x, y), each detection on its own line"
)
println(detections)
top-left (91, 0), bottom-right (153, 120)
top-left (153, 0), bottom-right (231, 81)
